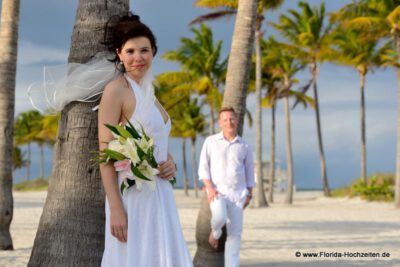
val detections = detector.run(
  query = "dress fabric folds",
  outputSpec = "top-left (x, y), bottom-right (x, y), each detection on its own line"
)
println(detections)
top-left (101, 76), bottom-right (193, 267)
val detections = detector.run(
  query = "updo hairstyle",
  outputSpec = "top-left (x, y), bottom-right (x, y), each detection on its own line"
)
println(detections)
top-left (103, 12), bottom-right (158, 69)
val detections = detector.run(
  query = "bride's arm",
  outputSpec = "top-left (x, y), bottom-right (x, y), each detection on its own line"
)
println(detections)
top-left (98, 81), bottom-right (130, 243)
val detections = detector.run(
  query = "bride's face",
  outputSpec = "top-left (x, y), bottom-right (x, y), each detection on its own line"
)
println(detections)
top-left (117, 36), bottom-right (154, 83)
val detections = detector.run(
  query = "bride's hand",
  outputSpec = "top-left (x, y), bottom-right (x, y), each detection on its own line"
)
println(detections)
top-left (110, 207), bottom-right (128, 242)
top-left (157, 159), bottom-right (176, 180)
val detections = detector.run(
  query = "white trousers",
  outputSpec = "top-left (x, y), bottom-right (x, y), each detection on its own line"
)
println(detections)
top-left (210, 197), bottom-right (243, 267)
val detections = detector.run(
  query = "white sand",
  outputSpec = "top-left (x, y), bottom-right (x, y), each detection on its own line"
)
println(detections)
top-left (1, 190), bottom-right (400, 267)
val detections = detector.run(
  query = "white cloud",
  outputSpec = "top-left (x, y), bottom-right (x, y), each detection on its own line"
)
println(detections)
top-left (17, 41), bottom-right (68, 66)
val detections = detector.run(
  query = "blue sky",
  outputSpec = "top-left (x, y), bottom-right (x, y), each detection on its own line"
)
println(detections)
top-left (5, 0), bottom-right (398, 190)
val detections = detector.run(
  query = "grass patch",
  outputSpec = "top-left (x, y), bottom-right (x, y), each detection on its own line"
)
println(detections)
top-left (331, 173), bottom-right (394, 202)
top-left (14, 177), bottom-right (48, 191)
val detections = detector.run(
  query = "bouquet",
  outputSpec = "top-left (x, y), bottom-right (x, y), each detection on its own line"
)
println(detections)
top-left (95, 119), bottom-right (176, 194)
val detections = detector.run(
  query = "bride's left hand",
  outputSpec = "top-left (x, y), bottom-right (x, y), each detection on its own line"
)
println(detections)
top-left (157, 159), bottom-right (176, 180)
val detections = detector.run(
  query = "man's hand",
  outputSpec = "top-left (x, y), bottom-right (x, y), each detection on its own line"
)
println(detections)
top-left (207, 187), bottom-right (218, 203)
top-left (243, 192), bottom-right (252, 209)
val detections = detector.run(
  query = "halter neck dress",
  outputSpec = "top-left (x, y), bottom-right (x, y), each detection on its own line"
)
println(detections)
top-left (101, 76), bottom-right (193, 267)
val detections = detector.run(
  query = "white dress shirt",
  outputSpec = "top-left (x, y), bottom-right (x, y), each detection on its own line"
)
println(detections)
top-left (198, 132), bottom-right (255, 204)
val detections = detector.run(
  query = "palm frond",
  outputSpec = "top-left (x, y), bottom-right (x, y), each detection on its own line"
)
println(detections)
top-left (190, 10), bottom-right (236, 25)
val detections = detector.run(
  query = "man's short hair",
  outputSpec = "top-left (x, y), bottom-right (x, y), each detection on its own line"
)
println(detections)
top-left (218, 107), bottom-right (237, 117)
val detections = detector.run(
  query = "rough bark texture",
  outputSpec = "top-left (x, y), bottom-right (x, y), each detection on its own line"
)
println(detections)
top-left (0, 0), bottom-right (20, 251)
top-left (311, 63), bottom-right (330, 196)
top-left (254, 27), bottom-right (267, 207)
top-left (267, 104), bottom-right (276, 203)
top-left (221, 0), bottom-right (257, 136)
top-left (28, 1), bottom-right (129, 266)
top-left (193, 193), bottom-right (227, 267)
top-left (283, 96), bottom-right (294, 204)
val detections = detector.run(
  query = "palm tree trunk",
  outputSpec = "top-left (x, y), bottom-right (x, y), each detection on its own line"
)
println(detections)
top-left (0, 0), bottom-right (20, 250)
top-left (359, 71), bottom-right (367, 183)
top-left (283, 96), bottom-right (294, 204)
top-left (196, 0), bottom-right (257, 264)
top-left (39, 144), bottom-right (45, 178)
top-left (209, 106), bottom-right (215, 135)
top-left (311, 63), bottom-right (330, 196)
top-left (193, 193), bottom-right (227, 267)
top-left (27, 143), bottom-right (31, 180)
top-left (28, 1), bottom-right (129, 266)
top-left (268, 103), bottom-right (276, 203)
top-left (182, 138), bottom-right (189, 196)
top-left (254, 25), bottom-right (267, 207)
top-left (191, 138), bottom-right (199, 198)
top-left (221, 0), bottom-right (257, 135)
top-left (393, 29), bottom-right (400, 208)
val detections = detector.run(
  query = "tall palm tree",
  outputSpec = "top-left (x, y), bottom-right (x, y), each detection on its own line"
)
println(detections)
top-left (194, 0), bottom-right (257, 266)
top-left (331, 27), bottom-right (395, 183)
top-left (192, 0), bottom-right (284, 207)
top-left (14, 111), bottom-right (41, 180)
top-left (33, 113), bottom-right (60, 178)
top-left (334, 0), bottom-right (400, 208)
top-left (0, 0), bottom-right (20, 250)
top-left (163, 24), bottom-right (227, 134)
top-left (261, 37), bottom-right (312, 204)
top-left (28, 1), bottom-right (129, 265)
top-left (12, 146), bottom-right (27, 174)
top-left (271, 1), bottom-right (333, 197)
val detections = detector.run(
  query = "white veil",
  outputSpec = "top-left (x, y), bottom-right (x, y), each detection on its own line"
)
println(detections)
top-left (27, 52), bottom-right (119, 113)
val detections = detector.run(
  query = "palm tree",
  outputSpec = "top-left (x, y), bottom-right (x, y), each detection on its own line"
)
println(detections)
top-left (334, 0), bottom-right (400, 208)
top-left (181, 99), bottom-right (206, 198)
top-left (193, 0), bottom-right (257, 266)
top-left (271, 1), bottom-right (333, 197)
top-left (0, 0), bottom-right (20, 250)
top-left (14, 111), bottom-right (41, 180)
top-left (33, 113), bottom-right (60, 178)
top-left (331, 27), bottom-right (395, 183)
top-left (261, 37), bottom-right (312, 204)
top-left (192, 0), bottom-right (284, 207)
top-left (163, 24), bottom-right (227, 134)
top-left (12, 146), bottom-right (27, 177)
top-left (28, 1), bottom-right (129, 265)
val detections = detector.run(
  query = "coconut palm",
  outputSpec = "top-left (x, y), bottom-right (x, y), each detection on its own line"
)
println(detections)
top-left (192, 0), bottom-right (284, 207)
top-left (193, 0), bottom-right (257, 266)
top-left (271, 1), bottom-right (333, 197)
top-left (156, 84), bottom-right (189, 196)
top-left (33, 113), bottom-right (60, 178)
top-left (330, 27), bottom-right (395, 183)
top-left (28, 1), bottom-right (129, 265)
top-left (261, 37), bottom-right (313, 204)
top-left (180, 99), bottom-right (206, 198)
top-left (334, 0), bottom-right (400, 208)
top-left (163, 24), bottom-right (227, 134)
top-left (12, 146), bottom-right (27, 174)
top-left (0, 0), bottom-right (20, 250)
top-left (14, 111), bottom-right (41, 180)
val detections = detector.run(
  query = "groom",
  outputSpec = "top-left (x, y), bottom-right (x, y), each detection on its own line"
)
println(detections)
top-left (198, 107), bottom-right (254, 267)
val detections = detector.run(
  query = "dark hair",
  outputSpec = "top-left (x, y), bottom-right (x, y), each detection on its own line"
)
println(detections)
top-left (103, 12), bottom-right (158, 69)
top-left (218, 107), bottom-right (237, 117)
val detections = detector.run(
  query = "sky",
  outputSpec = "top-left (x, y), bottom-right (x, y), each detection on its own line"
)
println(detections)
top-left (3, 0), bottom-right (398, 190)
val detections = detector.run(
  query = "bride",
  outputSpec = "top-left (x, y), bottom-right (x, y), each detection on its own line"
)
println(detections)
top-left (97, 12), bottom-right (193, 267)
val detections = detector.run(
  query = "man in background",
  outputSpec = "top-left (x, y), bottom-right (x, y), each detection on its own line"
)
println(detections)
top-left (198, 107), bottom-right (255, 267)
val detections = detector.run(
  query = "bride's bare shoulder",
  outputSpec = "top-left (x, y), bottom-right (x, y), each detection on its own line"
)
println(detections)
top-left (102, 76), bottom-right (130, 98)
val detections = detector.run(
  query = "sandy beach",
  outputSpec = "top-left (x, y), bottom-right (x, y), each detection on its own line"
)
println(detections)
top-left (1, 190), bottom-right (400, 267)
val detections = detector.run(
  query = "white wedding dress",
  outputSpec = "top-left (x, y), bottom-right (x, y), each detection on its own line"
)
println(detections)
top-left (101, 76), bottom-right (193, 267)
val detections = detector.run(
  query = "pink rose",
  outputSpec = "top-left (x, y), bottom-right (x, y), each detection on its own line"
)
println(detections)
top-left (114, 159), bottom-right (131, 172)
